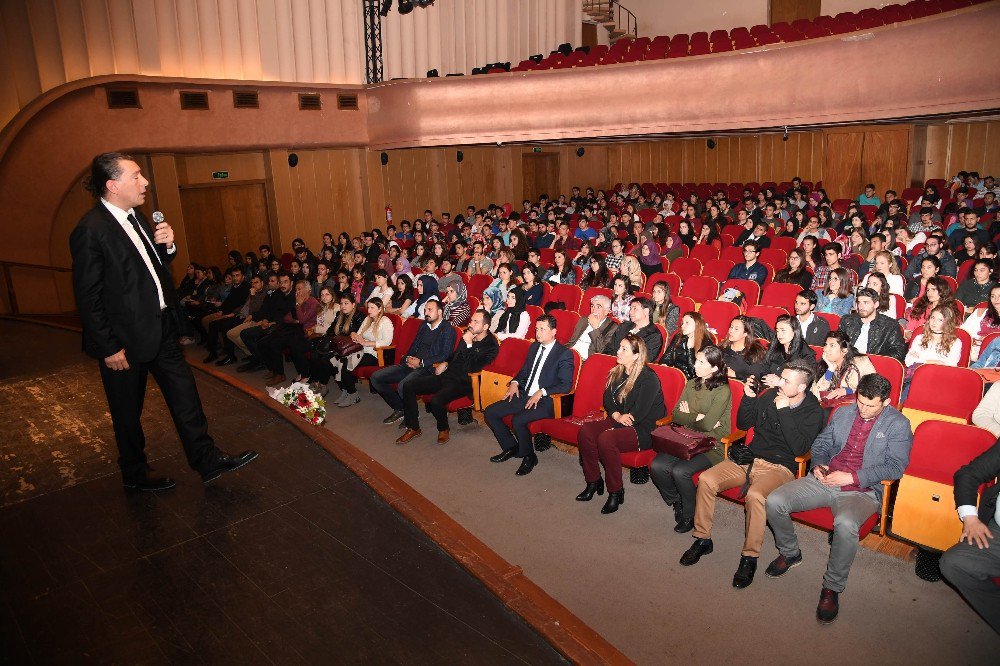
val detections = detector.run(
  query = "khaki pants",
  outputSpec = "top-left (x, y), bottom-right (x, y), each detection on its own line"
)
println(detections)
top-left (226, 320), bottom-right (260, 356)
top-left (693, 458), bottom-right (794, 557)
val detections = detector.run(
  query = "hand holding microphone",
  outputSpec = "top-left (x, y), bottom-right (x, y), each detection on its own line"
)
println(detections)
top-left (151, 211), bottom-right (175, 248)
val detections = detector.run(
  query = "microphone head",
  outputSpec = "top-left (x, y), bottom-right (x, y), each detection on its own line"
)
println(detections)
top-left (152, 211), bottom-right (164, 224)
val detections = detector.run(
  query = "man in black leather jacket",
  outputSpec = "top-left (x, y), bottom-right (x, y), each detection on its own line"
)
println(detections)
top-left (838, 288), bottom-right (906, 363)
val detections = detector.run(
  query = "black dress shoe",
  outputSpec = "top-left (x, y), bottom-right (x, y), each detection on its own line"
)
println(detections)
top-left (202, 352), bottom-right (219, 364)
top-left (123, 476), bottom-right (176, 492)
top-left (201, 451), bottom-right (259, 483)
top-left (575, 478), bottom-right (605, 501)
top-left (515, 455), bottom-right (538, 476)
top-left (674, 517), bottom-right (695, 533)
top-left (490, 449), bottom-right (516, 463)
top-left (732, 555), bottom-right (758, 589)
top-left (765, 552), bottom-right (803, 578)
top-left (679, 538), bottom-right (714, 566)
top-left (600, 489), bottom-right (624, 514)
top-left (215, 355), bottom-right (236, 366)
top-left (672, 502), bottom-right (685, 523)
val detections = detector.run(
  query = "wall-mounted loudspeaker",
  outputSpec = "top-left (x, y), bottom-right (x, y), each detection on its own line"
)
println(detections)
top-left (576, 147), bottom-right (585, 157)
top-left (457, 150), bottom-right (464, 163)
top-left (288, 153), bottom-right (299, 167)
top-left (706, 139), bottom-right (716, 150)
top-left (380, 152), bottom-right (389, 166)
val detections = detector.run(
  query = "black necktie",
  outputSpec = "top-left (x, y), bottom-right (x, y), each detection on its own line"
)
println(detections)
top-left (127, 213), bottom-right (162, 267)
top-left (525, 345), bottom-right (547, 393)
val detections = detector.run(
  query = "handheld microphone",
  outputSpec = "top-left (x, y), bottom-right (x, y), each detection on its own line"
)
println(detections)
top-left (152, 211), bottom-right (164, 225)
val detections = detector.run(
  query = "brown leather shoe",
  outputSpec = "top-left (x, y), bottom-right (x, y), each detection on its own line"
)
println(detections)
top-left (816, 587), bottom-right (839, 624)
top-left (437, 430), bottom-right (450, 444)
top-left (396, 428), bottom-right (421, 445)
top-left (266, 374), bottom-right (286, 387)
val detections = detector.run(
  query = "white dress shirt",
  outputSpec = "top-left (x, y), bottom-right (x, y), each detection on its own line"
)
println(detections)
top-left (101, 199), bottom-right (175, 310)
top-left (516, 341), bottom-right (554, 397)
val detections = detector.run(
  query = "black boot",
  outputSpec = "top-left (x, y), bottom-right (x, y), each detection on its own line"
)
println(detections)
top-left (575, 478), bottom-right (605, 501)
top-left (601, 489), bottom-right (624, 514)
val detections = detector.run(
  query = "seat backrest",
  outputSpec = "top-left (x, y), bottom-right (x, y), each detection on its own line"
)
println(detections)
top-left (572, 354), bottom-right (618, 416)
top-left (866, 354), bottom-right (904, 407)
top-left (650, 364), bottom-right (687, 413)
top-left (760, 282), bottom-right (802, 312)
top-left (769, 236), bottom-right (798, 254)
top-left (746, 304), bottom-right (787, 329)
top-left (550, 309), bottom-right (580, 345)
top-left (722, 278), bottom-right (761, 306)
top-left (902, 365), bottom-right (983, 421)
top-left (699, 300), bottom-right (740, 337)
top-left (680, 275), bottom-right (720, 303)
top-left (467, 273), bottom-right (493, 300)
top-left (395, 316), bottom-right (426, 359)
top-left (671, 257), bottom-right (703, 281)
top-left (525, 305), bottom-right (543, 337)
top-left (720, 245), bottom-right (745, 265)
top-left (702, 258), bottom-right (736, 282)
top-left (815, 311), bottom-right (840, 331)
top-left (547, 283), bottom-right (583, 312)
top-left (673, 295), bottom-right (697, 319)
top-left (579, 287), bottom-right (613, 318)
top-left (727, 379), bottom-right (745, 434)
top-left (690, 244), bottom-right (720, 264)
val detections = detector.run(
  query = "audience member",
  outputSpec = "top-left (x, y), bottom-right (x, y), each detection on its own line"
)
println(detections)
top-left (485, 315), bottom-right (574, 476)
top-left (760, 315), bottom-right (816, 388)
top-left (650, 346), bottom-right (733, 532)
top-left (840, 288), bottom-right (907, 362)
top-left (258, 279), bottom-right (318, 386)
top-left (603, 297), bottom-right (664, 361)
top-left (720, 315), bottom-right (767, 381)
top-left (793, 290), bottom-right (831, 346)
top-left (576, 335), bottom-right (665, 514)
top-left (661, 312), bottom-right (710, 379)
top-left (815, 267), bottom-right (855, 316)
top-left (728, 241), bottom-right (768, 286)
top-left (567, 295), bottom-right (619, 360)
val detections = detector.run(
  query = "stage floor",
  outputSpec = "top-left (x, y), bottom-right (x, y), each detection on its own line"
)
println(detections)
top-left (0, 320), bottom-right (567, 664)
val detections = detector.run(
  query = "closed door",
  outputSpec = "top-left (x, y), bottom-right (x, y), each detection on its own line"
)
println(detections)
top-left (522, 153), bottom-right (560, 202)
top-left (179, 183), bottom-right (271, 267)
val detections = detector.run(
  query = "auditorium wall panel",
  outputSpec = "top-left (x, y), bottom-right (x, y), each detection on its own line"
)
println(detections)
top-left (924, 120), bottom-right (1000, 183)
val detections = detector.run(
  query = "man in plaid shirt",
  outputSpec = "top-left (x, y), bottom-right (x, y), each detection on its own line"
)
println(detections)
top-left (810, 242), bottom-right (855, 291)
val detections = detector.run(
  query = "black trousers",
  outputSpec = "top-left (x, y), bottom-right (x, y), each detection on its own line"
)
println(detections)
top-left (400, 374), bottom-right (473, 431)
top-left (98, 311), bottom-right (220, 483)
top-left (484, 393), bottom-right (554, 457)
top-left (336, 355), bottom-right (377, 393)
top-left (649, 451), bottom-right (713, 520)
top-left (258, 326), bottom-right (305, 375)
top-left (205, 315), bottom-right (242, 355)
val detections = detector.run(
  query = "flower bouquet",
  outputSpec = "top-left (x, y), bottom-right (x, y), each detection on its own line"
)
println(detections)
top-left (267, 382), bottom-right (326, 426)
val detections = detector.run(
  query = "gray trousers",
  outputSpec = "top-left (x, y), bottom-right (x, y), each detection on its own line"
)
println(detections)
top-left (940, 519), bottom-right (1000, 634)
top-left (765, 474), bottom-right (879, 593)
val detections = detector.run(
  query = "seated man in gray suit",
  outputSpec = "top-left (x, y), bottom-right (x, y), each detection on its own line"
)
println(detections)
top-left (764, 374), bottom-right (913, 625)
top-left (566, 294), bottom-right (619, 360)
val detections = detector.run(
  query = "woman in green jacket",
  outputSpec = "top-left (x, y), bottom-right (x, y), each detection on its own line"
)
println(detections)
top-left (576, 335), bottom-right (666, 515)
top-left (650, 345), bottom-right (733, 533)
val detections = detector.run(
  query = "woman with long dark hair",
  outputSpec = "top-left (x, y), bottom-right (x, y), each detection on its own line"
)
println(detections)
top-left (580, 256), bottom-right (611, 290)
top-left (575, 335), bottom-right (665, 514)
top-left (904, 275), bottom-right (956, 340)
top-left (812, 330), bottom-right (876, 402)
top-left (773, 249), bottom-right (813, 290)
top-left (609, 275), bottom-right (635, 322)
top-left (520, 263), bottom-right (544, 305)
top-left (902, 305), bottom-right (961, 401)
top-left (760, 314), bottom-right (815, 388)
top-left (650, 345), bottom-right (733, 533)
top-left (720, 315), bottom-right (767, 381)
top-left (650, 280), bottom-right (680, 337)
top-left (960, 283), bottom-right (1000, 361)
top-left (661, 312), bottom-right (710, 379)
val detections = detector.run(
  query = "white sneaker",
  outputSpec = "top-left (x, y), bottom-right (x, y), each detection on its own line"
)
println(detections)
top-left (337, 392), bottom-right (360, 407)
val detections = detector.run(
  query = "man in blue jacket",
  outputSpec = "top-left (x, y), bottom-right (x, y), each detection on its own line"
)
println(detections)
top-left (764, 374), bottom-right (913, 624)
top-left (485, 314), bottom-right (574, 476)
top-left (371, 299), bottom-right (456, 425)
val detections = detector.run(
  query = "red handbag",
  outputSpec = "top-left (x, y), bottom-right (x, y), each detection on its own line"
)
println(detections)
top-left (650, 424), bottom-right (716, 460)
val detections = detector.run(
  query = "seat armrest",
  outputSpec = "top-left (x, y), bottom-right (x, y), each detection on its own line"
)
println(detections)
top-left (878, 479), bottom-right (897, 537)
top-left (375, 345), bottom-right (396, 366)
top-left (720, 430), bottom-right (747, 457)
top-left (549, 392), bottom-right (571, 419)
top-left (795, 452), bottom-right (812, 478)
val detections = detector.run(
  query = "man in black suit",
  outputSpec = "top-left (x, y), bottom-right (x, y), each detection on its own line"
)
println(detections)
top-left (69, 153), bottom-right (257, 492)
top-left (940, 440), bottom-right (1000, 633)
top-left (484, 314), bottom-right (574, 476)
top-left (793, 290), bottom-right (830, 346)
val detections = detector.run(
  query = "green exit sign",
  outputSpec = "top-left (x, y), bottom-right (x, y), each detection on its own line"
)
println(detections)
top-left (532, 147), bottom-right (542, 153)
top-left (212, 171), bottom-right (229, 179)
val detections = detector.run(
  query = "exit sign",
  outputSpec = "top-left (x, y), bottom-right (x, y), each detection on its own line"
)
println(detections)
top-left (212, 171), bottom-right (229, 179)
top-left (532, 147), bottom-right (542, 153)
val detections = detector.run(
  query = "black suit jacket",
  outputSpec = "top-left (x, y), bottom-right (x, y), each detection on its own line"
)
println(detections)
top-left (513, 342), bottom-right (574, 396)
top-left (954, 440), bottom-right (1000, 524)
top-left (70, 204), bottom-right (178, 363)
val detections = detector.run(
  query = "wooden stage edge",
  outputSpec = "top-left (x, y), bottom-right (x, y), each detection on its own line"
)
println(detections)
top-left (2, 315), bottom-right (630, 666)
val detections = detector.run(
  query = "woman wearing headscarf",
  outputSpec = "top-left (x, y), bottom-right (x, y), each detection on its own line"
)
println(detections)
top-left (404, 273), bottom-right (439, 318)
top-left (490, 287), bottom-right (530, 341)
top-left (638, 237), bottom-right (662, 278)
top-left (391, 256), bottom-right (413, 283)
top-left (442, 281), bottom-right (472, 327)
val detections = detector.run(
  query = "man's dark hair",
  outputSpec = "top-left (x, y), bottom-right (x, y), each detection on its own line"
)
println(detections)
top-left (825, 242), bottom-right (843, 256)
top-left (796, 289), bottom-right (817, 307)
top-left (84, 152), bottom-right (134, 198)
top-left (856, 374), bottom-right (891, 401)
top-left (744, 240), bottom-right (760, 253)
top-left (537, 313), bottom-right (557, 330)
top-left (782, 358), bottom-right (815, 388)
top-left (259, 244), bottom-right (271, 253)
top-left (230, 266), bottom-right (243, 275)
top-left (855, 286), bottom-right (879, 303)
top-left (474, 308), bottom-right (493, 326)
top-left (276, 270), bottom-right (292, 280)
top-left (631, 296), bottom-right (653, 317)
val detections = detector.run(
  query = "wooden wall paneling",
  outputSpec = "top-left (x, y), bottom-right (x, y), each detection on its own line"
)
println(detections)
top-left (704, 139), bottom-right (719, 184)
top-left (664, 141), bottom-right (684, 186)
top-left (965, 121), bottom-right (991, 174)
top-left (291, 149), bottom-right (320, 241)
top-left (179, 187), bottom-right (228, 267)
top-left (565, 144), bottom-right (607, 193)
top-left (495, 146), bottom-right (514, 207)
top-left (607, 144), bottom-right (624, 188)
top-left (823, 131), bottom-right (865, 200)
top-left (983, 121), bottom-right (1000, 179)
top-left (176, 153), bottom-right (267, 186)
top-left (947, 123), bottom-right (970, 178)
top-left (758, 134), bottom-right (776, 184)
top-left (861, 128), bottom-right (912, 194)
top-left (738, 135), bottom-right (759, 184)
top-left (769, 0), bottom-right (821, 25)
